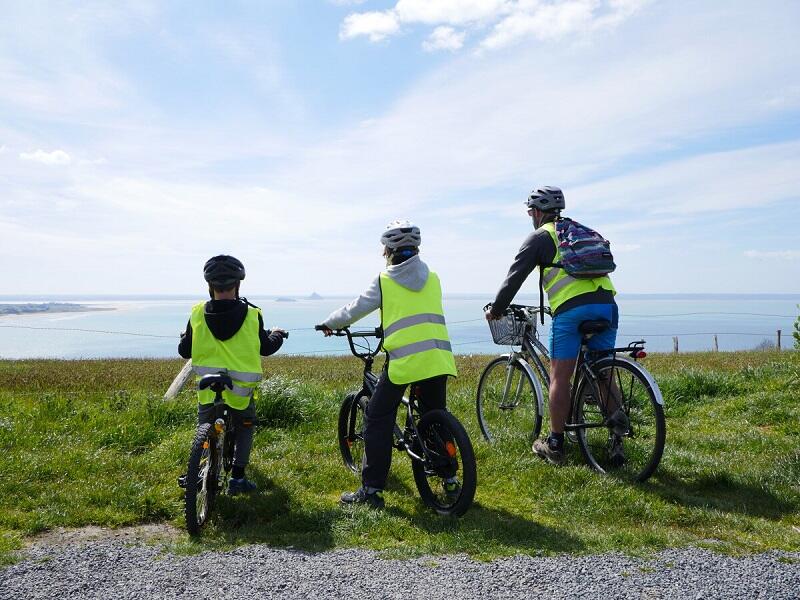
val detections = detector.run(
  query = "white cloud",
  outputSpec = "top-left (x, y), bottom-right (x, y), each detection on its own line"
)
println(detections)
top-left (744, 250), bottom-right (800, 260)
top-left (340, 0), bottom-right (648, 50)
top-left (339, 11), bottom-right (400, 41)
top-left (19, 149), bottom-right (72, 166)
top-left (423, 26), bottom-right (466, 52)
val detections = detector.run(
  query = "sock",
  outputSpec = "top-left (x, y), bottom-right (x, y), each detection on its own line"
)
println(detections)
top-left (232, 466), bottom-right (245, 479)
top-left (548, 432), bottom-right (565, 450)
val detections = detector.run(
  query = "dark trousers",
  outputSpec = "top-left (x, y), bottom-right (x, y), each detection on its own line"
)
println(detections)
top-left (361, 370), bottom-right (448, 490)
top-left (197, 401), bottom-right (256, 468)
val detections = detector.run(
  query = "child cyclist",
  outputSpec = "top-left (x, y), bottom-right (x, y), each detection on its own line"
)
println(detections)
top-left (178, 255), bottom-right (287, 494)
top-left (319, 220), bottom-right (458, 508)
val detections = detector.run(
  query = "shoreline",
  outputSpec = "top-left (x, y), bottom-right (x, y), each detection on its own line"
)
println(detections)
top-left (0, 303), bottom-right (116, 317)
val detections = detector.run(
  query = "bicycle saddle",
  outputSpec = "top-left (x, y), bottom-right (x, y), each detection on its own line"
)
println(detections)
top-left (198, 373), bottom-right (234, 392)
top-left (579, 320), bottom-right (611, 335)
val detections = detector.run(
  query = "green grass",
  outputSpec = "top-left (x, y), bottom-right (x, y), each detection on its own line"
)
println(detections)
top-left (1, 351), bottom-right (798, 564)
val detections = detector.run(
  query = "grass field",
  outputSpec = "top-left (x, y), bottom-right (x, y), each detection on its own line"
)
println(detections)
top-left (1, 351), bottom-right (798, 564)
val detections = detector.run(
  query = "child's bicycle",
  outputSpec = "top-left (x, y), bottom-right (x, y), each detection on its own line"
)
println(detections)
top-left (178, 373), bottom-right (238, 535)
top-left (316, 325), bottom-right (477, 516)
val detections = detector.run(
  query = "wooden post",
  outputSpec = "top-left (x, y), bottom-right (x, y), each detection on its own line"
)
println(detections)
top-left (777, 330), bottom-right (781, 351)
top-left (673, 336), bottom-right (679, 353)
top-left (713, 334), bottom-right (718, 352)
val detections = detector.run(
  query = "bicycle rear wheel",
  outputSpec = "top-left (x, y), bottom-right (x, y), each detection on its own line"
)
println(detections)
top-left (411, 409), bottom-right (477, 517)
top-left (476, 355), bottom-right (544, 443)
top-left (574, 357), bottom-right (665, 482)
top-left (338, 391), bottom-right (367, 474)
top-left (185, 422), bottom-right (219, 535)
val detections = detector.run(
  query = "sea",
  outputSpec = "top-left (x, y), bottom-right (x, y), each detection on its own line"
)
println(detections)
top-left (0, 294), bottom-right (798, 359)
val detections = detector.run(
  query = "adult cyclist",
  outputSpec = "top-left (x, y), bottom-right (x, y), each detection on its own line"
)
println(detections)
top-left (486, 187), bottom-right (620, 466)
top-left (178, 255), bottom-right (287, 494)
top-left (319, 221), bottom-right (458, 508)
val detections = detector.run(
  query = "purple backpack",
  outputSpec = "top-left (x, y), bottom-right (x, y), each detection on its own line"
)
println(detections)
top-left (550, 218), bottom-right (616, 279)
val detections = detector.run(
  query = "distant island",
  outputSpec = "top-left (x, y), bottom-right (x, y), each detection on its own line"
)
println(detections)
top-left (0, 303), bottom-right (114, 316)
top-left (275, 297), bottom-right (297, 303)
top-left (308, 292), bottom-right (323, 300)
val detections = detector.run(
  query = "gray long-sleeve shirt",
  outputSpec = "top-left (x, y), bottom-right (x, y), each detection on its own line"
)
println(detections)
top-left (491, 217), bottom-right (615, 317)
top-left (323, 255), bottom-right (430, 329)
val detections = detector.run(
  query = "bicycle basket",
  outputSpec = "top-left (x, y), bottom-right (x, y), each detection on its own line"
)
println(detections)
top-left (488, 312), bottom-right (527, 346)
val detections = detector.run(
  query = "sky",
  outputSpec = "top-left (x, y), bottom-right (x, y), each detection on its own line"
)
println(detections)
top-left (1, 0), bottom-right (799, 297)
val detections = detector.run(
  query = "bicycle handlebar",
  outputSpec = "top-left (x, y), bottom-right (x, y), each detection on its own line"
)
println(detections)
top-left (314, 325), bottom-right (383, 359)
top-left (483, 302), bottom-right (551, 317)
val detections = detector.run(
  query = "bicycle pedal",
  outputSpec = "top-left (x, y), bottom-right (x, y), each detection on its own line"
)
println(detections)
top-left (177, 475), bottom-right (187, 488)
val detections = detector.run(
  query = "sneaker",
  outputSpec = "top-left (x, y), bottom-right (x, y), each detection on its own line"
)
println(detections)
top-left (532, 436), bottom-right (566, 466)
top-left (608, 436), bottom-right (626, 468)
top-left (228, 477), bottom-right (257, 496)
top-left (340, 487), bottom-right (385, 509)
top-left (443, 477), bottom-right (461, 500)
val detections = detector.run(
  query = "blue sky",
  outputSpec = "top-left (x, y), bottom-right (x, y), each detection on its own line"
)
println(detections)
top-left (1, 0), bottom-right (799, 296)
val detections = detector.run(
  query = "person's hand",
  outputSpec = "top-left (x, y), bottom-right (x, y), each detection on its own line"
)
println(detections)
top-left (320, 325), bottom-right (333, 337)
top-left (271, 327), bottom-right (289, 339)
top-left (485, 308), bottom-right (500, 321)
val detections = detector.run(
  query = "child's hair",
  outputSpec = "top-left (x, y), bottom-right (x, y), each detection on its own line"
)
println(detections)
top-left (384, 245), bottom-right (419, 265)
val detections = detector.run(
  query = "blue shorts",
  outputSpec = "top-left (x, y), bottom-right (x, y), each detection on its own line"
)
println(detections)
top-left (549, 303), bottom-right (618, 360)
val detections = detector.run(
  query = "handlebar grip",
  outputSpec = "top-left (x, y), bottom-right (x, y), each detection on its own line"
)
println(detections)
top-left (282, 331), bottom-right (289, 339)
top-left (314, 325), bottom-right (326, 331)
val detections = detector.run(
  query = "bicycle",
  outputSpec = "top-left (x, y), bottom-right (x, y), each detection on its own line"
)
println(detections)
top-left (476, 303), bottom-right (552, 444)
top-left (178, 373), bottom-right (238, 535)
top-left (565, 320), bottom-right (665, 482)
top-left (315, 325), bottom-right (477, 516)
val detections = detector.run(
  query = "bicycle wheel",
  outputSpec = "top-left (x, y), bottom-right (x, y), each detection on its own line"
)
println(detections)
top-left (185, 422), bottom-right (219, 535)
top-left (338, 391), bottom-right (367, 474)
top-left (574, 357), bottom-right (665, 482)
top-left (476, 356), bottom-right (544, 443)
top-left (411, 409), bottom-right (477, 517)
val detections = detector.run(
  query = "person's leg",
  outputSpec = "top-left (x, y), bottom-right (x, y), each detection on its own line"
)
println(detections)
top-left (360, 369), bottom-right (405, 491)
top-left (586, 304), bottom-right (620, 414)
top-left (548, 358), bottom-right (578, 434)
top-left (414, 376), bottom-right (458, 482)
top-left (197, 403), bottom-right (214, 426)
top-left (231, 401), bottom-right (256, 479)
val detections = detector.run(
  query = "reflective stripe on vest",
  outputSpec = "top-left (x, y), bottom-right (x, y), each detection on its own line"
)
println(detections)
top-left (380, 270), bottom-right (457, 385)
top-left (540, 222), bottom-right (616, 314)
top-left (190, 301), bottom-right (263, 409)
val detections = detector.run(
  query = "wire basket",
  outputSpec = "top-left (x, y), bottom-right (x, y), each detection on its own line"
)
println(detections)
top-left (488, 312), bottom-right (527, 346)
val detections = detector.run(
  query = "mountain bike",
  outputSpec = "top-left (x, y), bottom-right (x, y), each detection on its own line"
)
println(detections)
top-left (565, 320), bottom-right (665, 482)
top-left (476, 303), bottom-right (551, 443)
top-left (178, 373), bottom-right (238, 535)
top-left (316, 325), bottom-right (477, 516)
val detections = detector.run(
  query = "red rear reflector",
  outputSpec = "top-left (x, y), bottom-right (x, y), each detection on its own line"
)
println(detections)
top-left (445, 442), bottom-right (457, 457)
top-left (635, 350), bottom-right (647, 359)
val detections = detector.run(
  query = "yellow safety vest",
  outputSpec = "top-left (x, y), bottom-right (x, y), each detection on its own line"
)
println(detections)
top-left (190, 302), bottom-right (262, 410)
top-left (379, 271), bottom-right (457, 385)
top-left (540, 221), bottom-right (616, 314)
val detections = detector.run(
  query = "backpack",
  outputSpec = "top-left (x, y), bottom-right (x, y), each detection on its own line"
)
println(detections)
top-left (537, 217), bottom-right (616, 323)
top-left (550, 217), bottom-right (616, 279)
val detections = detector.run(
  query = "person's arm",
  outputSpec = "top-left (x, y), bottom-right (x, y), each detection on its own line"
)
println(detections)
top-left (322, 277), bottom-right (381, 330)
top-left (178, 320), bottom-right (192, 358)
top-left (490, 230), bottom-right (553, 317)
top-left (258, 314), bottom-right (285, 357)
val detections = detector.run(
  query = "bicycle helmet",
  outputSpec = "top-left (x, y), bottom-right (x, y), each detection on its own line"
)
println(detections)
top-left (380, 220), bottom-right (421, 249)
top-left (526, 186), bottom-right (565, 211)
top-left (203, 255), bottom-right (246, 288)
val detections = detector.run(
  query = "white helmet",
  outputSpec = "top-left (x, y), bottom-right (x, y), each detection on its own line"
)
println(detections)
top-left (380, 220), bottom-right (421, 250)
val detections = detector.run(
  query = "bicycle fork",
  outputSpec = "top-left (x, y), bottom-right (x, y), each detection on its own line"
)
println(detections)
top-left (501, 353), bottom-right (525, 409)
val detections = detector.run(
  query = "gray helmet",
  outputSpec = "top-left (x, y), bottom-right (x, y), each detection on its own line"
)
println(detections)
top-left (380, 220), bottom-right (421, 250)
top-left (203, 254), bottom-right (245, 288)
top-left (526, 186), bottom-right (565, 211)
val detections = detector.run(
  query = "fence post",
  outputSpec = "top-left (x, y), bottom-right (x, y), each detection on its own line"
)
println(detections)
top-left (713, 334), bottom-right (718, 352)
top-left (673, 336), bottom-right (679, 354)
top-left (777, 330), bottom-right (781, 351)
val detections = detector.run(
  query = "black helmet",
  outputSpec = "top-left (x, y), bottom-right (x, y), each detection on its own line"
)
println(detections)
top-left (203, 255), bottom-right (245, 288)
top-left (526, 186), bottom-right (565, 211)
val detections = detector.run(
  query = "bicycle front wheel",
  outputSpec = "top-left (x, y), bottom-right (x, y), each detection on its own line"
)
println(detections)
top-left (476, 355), bottom-right (544, 444)
top-left (411, 409), bottom-right (477, 517)
top-left (338, 391), bottom-right (367, 474)
top-left (574, 357), bottom-right (665, 482)
top-left (185, 422), bottom-right (218, 535)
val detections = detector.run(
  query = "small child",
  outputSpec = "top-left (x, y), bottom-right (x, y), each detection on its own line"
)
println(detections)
top-left (179, 255), bottom-right (286, 494)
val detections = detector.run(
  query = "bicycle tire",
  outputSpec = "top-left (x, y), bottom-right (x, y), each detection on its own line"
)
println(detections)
top-left (411, 409), bottom-right (477, 517)
top-left (338, 391), bottom-right (367, 474)
top-left (184, 422), bottom-right (218, 535)
top-left (573, 357), bottom-right (665, 482)
top-left (476, 355), bottom-right (544, 444)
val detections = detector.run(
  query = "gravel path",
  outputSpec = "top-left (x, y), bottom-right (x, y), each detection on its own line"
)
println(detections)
top-left (2, 540), bottom-right (798, 600)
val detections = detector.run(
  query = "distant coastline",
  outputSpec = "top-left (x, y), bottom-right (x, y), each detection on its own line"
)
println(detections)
top-left (0, 303), bottom-right (115, 317)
